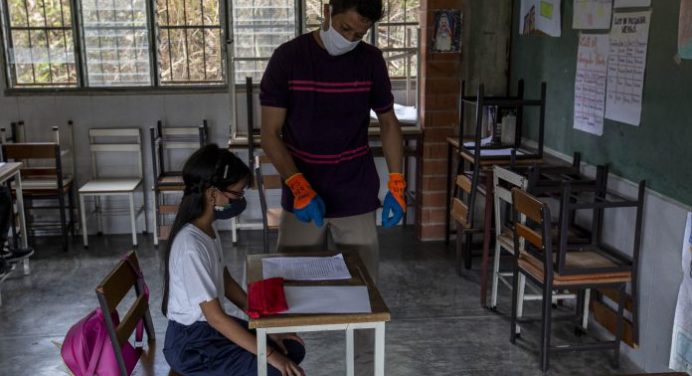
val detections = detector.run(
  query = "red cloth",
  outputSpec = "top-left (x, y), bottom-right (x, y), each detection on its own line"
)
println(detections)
top-left (247, 278), bottom-right (288, 319)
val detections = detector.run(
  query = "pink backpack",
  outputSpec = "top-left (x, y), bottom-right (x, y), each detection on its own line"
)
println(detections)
top-left (61, 257), bottom-right (148, 376)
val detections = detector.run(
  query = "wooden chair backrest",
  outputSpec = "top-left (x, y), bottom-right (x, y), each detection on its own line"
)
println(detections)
top-left (451, 174), bottom-right (473, 227)
top-left (95, 251), bottom-right (153, 355)
top-left (511, 187), bottom-right (549, 253)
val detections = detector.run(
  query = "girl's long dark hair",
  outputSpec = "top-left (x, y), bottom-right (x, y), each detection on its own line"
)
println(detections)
top-left (161, 144), bottom-right (250, 316)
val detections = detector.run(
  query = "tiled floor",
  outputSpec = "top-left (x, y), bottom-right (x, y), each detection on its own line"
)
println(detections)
top-left (0, 227), bottom-right (641, 375)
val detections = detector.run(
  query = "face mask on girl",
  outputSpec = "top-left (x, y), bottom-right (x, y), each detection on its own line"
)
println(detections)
top-left (214, 197), bottom-right (247, 220)
top-left (319, 11), bottom-right (361, 56)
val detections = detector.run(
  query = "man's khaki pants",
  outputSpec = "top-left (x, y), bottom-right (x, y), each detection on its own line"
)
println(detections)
top-left (277, 210), bottom-right (379, 282)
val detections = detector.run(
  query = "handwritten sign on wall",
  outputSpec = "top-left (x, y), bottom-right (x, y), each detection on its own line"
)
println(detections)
top-left (574, 33), bottom-right (610, 136)
top-left (605, 11), bottom-right (651, 126)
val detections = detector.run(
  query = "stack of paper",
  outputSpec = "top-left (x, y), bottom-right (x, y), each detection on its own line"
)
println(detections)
top-left (262, 254), bottom-right (352, 281)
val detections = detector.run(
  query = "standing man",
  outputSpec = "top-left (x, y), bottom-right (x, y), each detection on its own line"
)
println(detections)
top-left (260, 0), bottom-right (405, 282)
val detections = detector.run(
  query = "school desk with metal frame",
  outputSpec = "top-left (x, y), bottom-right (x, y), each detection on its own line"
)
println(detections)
top-left (246, 251), bottom-right (391, 376)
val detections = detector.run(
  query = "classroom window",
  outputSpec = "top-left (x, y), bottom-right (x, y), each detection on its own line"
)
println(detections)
top-left (80, 0), bottom-right (151, 86)
top-left (156, 0), bottom-right (225, 85)
top-left (232, 0), bottom-right (295, 84)
top-left (2, 0), bottom-right (78, 87)
top-left (0, 0), bottom-right (226, 89)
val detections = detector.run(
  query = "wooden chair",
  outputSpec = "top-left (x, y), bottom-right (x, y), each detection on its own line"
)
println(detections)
top-left (1, 142), bottom-right (76, 252)
top-left (490, 158), bottom-right (595, 326)
top-left (255, 154), bottom-right (282, 253)
top-left (510, 187), bottom-right (633, 372)
top-left (451, 173), bottom-right (485, 273)
top-left (150, 120), bottom-right (208, 246)
top-left (95, 250), bottom-right (156, 376)
top-left (79, 128), bottom-right (147, 248)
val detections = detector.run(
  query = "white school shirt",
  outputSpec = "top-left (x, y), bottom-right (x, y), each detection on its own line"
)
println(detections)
top-left (167, 224), bottom-right (226, 325)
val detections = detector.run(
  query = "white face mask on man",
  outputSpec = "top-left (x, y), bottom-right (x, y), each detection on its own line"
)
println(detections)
top-left (319, 16), bottom-right (361, 56)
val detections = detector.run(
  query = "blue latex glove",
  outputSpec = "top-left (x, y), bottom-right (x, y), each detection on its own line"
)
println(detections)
top-left (381, 192), bottom-right (404, 228)
top-left (294, 195), bottom-right (326, 227)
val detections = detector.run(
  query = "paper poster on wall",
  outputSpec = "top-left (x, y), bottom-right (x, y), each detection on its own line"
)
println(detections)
top-left (574, 33), bottom-right (609, 136)
top-left (614, 0), bottom-right (650, 7)
top-left (605, 10), bottom-right (651, 126)
top-left (430, 9), bottom-right (463, 53)
top-left (520, 0), bottom-right (562, 37)
top-left (669, 212), bottom-right (692, 373)
top-left (573, 0), bottom-right (613, 30)
top-left (680, 0), bottom-right (692, 59)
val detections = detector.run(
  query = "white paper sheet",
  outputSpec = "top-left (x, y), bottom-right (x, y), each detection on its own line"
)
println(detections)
top-left (520, 0), bottom-right (562, 37)
top-left (370, 103), bottom-right (418, 124)
top-left (479, 149), bottom-right (526, 157)
top-left (670, 213), bottom-right (692, 373)
top-left (463, 136), bottom-right (493, 148)
top-left (573, 0), bottom-right (613, 30)
top-left (605, 10), bottom-right (651, 126)
top-left (282, 286), bottom-right (372, 314)
top-left (574, 33), bottom-right (610, 136)
top-left (262, 254), bottom-right (352, 281)
top-left (614, 0), bottom-right (650, 8)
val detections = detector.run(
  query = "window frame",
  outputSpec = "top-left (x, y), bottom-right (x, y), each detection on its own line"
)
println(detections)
top-left (0, 0), bottom-right (418, 93)
top-left (0, 0), bottom-right (230, 93)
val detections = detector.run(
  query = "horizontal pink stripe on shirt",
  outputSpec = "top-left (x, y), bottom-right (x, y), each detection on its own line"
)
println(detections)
top-left (289, 148), bottom-right (371, 165)
top-left (289, 86), bottom-right (371, 93)
top-left (285, 144), bottom-right (369, 160)
top-left (288, 80), bottom-right (372, 87)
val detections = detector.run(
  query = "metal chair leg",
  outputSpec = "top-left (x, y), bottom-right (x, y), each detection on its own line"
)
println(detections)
top-left (614, 285), bottom-right (625, 368)
top-left (540, 281), bottom-right (553, 372)
top-left (510, 266), bottom-right (520, 344)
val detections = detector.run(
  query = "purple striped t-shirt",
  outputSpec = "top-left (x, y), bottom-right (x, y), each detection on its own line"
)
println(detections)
top-left (260, 32), bottom-right (395, 218)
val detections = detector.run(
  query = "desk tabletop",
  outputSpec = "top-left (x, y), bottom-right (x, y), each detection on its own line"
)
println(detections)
top-left (246, 251), bottom-right (391, 329)
top-left (0, 162), bottom-right (22, 183)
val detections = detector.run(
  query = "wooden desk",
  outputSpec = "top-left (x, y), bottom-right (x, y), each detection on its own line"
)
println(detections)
top-left (247, 251), bottom-right (391, 376)
top-left (0, 162), bottom-right (29, 306)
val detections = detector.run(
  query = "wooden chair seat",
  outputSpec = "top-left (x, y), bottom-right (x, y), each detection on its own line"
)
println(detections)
top-left (519, 251), bottom-right (631, 286)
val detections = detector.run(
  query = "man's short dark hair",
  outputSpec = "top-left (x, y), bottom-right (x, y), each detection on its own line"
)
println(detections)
top-left (331, 0), bottom-right (383, 23)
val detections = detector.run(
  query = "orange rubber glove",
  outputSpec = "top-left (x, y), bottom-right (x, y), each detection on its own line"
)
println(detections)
top-left (285, 173), bottom-right (325, 227)
top-left (382, 173), bottom-right (406, 228)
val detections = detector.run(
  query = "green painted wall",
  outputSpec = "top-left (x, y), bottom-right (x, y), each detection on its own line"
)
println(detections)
top-left (510, 0), bottom-right (692, 206)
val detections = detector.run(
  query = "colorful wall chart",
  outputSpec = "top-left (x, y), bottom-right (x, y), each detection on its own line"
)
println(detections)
top-left (520, 0), bottom-right (562, 37)
top-left (573, 0), bottom-right (613, 30)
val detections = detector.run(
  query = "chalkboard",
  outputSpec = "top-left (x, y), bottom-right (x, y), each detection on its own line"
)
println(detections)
top-left (510, 0), bottom-right (692, 206)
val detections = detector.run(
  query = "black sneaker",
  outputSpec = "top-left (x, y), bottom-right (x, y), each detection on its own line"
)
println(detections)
top-left (0, 246), bottom-right (34, 263)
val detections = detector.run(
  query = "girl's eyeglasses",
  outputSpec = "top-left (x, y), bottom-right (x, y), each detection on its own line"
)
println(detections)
top-left (217, 187), bottom-right (245, 200)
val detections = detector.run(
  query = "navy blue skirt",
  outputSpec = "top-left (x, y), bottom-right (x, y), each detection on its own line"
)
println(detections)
top-left (163, 317), bottom-right (305, 376)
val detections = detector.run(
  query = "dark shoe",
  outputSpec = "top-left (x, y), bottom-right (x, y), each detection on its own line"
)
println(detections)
top-left (0, 246), bottom-right (34, 263)
top-left (0, 258), bottom-right (8, 276)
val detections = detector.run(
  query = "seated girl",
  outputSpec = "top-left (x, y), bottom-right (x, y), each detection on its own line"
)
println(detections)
top-left (162, 144), bottom-right (305, 376)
